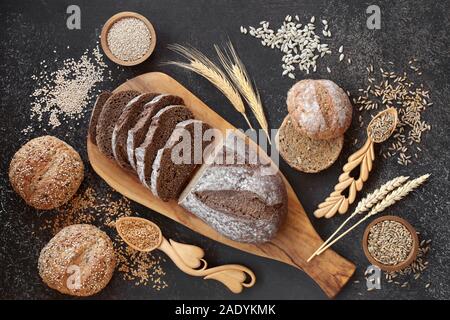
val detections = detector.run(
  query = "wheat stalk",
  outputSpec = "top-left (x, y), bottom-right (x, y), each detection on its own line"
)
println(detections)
top-left (307, 175), bottom-right (410, 262)
top-left (166, 44), bottom-right (253, 129)
top-left (310, 174), bottom-right (429, 260)
top-left (215, 42), bottom-right (271, 144)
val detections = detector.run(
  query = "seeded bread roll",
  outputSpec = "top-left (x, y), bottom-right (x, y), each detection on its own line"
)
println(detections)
top-left (89, 91), bottom-right (111, 144)
top-left (135, 105), bottom-right (194, 189)
top-left (96, 90), bottom-right (140, 159)
top-left (287, 79), bottom-right (352, 140)
top-left (151, 120), bottom-right (214, 201)
top-left (179, 134), bottom-right (287, 243)
top-left (127, 94), bottom-right (184, 171)
top-left (9, 136), bottom-right (84, 210)
top-left (38, 224), bottom-right (116, 297)
top-left (112, 92), bottom-right (159, 170)
top-left (276, 115), bottom-right (343, 173)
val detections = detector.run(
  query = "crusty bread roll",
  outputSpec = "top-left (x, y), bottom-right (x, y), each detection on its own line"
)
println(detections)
top-left (287, 79), bottom-right (352, 140)
top-left (9, 136), bottom-right (84, 210)
top-left (38, 224), bottom-right (116, 297)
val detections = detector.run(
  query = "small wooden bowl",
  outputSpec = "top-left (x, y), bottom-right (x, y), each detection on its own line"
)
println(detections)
top-left (100, 11), bottom-right (157, 66)
top-left (362, 215), bottom-right (419, 272)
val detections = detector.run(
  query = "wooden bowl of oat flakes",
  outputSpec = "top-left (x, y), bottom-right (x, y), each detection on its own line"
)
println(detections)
top-left (362, 216), bottom-right (419, 272)
top-left (100, 11), bottom-right (156, 66)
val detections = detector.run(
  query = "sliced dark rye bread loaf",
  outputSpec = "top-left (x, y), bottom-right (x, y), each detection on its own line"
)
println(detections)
top-left (127, 94), bottom-right (184, 171)
top-left (179, 134), bottom-right (287, 243)
top-left (112, 93), bottom-right (159, 170)
top-left (135, 105), bottom-right (194, 189)
top-left (96, 90), bottom-right (140, 159)
top-left (150, 120), bottom-right (216, 201)
top-left (88, 91), bottom-right (111, 144)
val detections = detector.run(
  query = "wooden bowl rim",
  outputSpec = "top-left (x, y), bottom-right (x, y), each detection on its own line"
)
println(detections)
top-left (100, 11), bottom-right (157, 66)
top-left (362, 215), bottom-right (419, 272)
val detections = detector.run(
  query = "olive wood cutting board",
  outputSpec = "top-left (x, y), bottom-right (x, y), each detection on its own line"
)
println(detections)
top-left (87, 72), bottom-right (355, 298)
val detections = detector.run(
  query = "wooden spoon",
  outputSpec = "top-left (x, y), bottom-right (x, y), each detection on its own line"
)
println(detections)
top-left (115, 216), bottom-right (256, 294)
top-left (314, 108), bottom-right (398, 219)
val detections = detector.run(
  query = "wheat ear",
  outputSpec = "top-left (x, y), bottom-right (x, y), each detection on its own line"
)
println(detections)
top-left (312, 174), bottom-right (430, 259)
top-left (215, 42), bottom-right (271, 144)
top-left (307, 176), bottom-right (409, 262)
top-left (166, 44), bottom-right (253, 129)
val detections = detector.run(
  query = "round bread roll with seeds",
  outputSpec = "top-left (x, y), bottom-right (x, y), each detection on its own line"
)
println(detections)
top-left (276, 116), bottom-right (343, 173)
top-left (38, 224), bottom-right (116, 297)
top-left (9, 136), bottom-right (84, 210)
top-left (287, 79), bottom-right (352, 140)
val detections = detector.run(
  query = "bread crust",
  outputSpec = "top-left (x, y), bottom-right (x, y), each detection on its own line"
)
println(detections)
top-left (112, 92), bottom-right (159, 170)
top-left (96, 90), bottom-right (140, 159)
top-left (88, 91), bottom-right (111, 144)
top-left (126, 94), bottom-right (184, 171)
top-left (287, 79), bottom-right (352, 140)
top-left (38, 224), bottom-right (116, 297)
top-left (9, 136), bottom-right (84, 210)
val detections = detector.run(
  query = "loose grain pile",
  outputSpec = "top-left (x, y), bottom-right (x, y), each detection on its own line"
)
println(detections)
top-left (367, 220), bottom-right (413, 265)
top-left (385, 235), bottom-right (432, 289)
top-left (241, 15), bottom-right (348, 78)
top-left (107, 17), bottom-right (151, 62)
top-left (354, 60), bottom-right (432, 165)
top-left (27, 45), bottom-right (110, 132)
top-left (39, 186), bottom-right (168, 291)
top-left (115, 240), bottom-right (168, 290)
top-left (40, 186), bottom-right (132, 234)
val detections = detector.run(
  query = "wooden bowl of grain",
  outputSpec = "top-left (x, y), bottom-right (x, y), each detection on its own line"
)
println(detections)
top-left (362, 215), bottom-right (419, 272)
top-left (100, 11), bottom-right (157, 66)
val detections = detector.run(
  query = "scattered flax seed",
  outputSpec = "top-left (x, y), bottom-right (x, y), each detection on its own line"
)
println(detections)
top-left (115, 239), bottom-right (168, 290)
top-left (27, 45), bottom-right (110, 132)
top-left (40, 186), bottom-right (133, 235)
top-left (353, 61), bottom-right (431, 165)
top-left (107, 17), bottom-right (151, 62)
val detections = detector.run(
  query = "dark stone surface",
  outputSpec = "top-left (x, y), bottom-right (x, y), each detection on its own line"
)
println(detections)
top-left (0, 0), bottom-right (448, 300)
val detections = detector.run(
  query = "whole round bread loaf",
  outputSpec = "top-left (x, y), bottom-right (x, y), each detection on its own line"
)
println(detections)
top-left (38, 224), bottom-right (116, 297)
top-left (9, 136), bottom-right (84, 210)
top-left (287, 79), bottom-right (352, 140)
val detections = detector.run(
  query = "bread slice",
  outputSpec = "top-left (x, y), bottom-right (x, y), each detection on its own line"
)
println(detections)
top-left (150, 120), bottom-right (215, 201)
top-left (179, 133), bottom-right (287, 243)
top-left (112, 93), bottom-right (159, 170)
top-left (88, 91), bottom-right (111, 144)
top-left (276, 115), bottom-right (343, 173)
top-left (96, 90), bottom-right (140, 159)
top-left (127, 94), bottom-right (184, 170)
top-left (135, 105), bottom-right (193, 188)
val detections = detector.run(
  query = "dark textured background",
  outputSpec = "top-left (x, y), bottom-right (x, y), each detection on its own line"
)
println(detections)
top-left (0, 0), bottom-right (448, 300)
